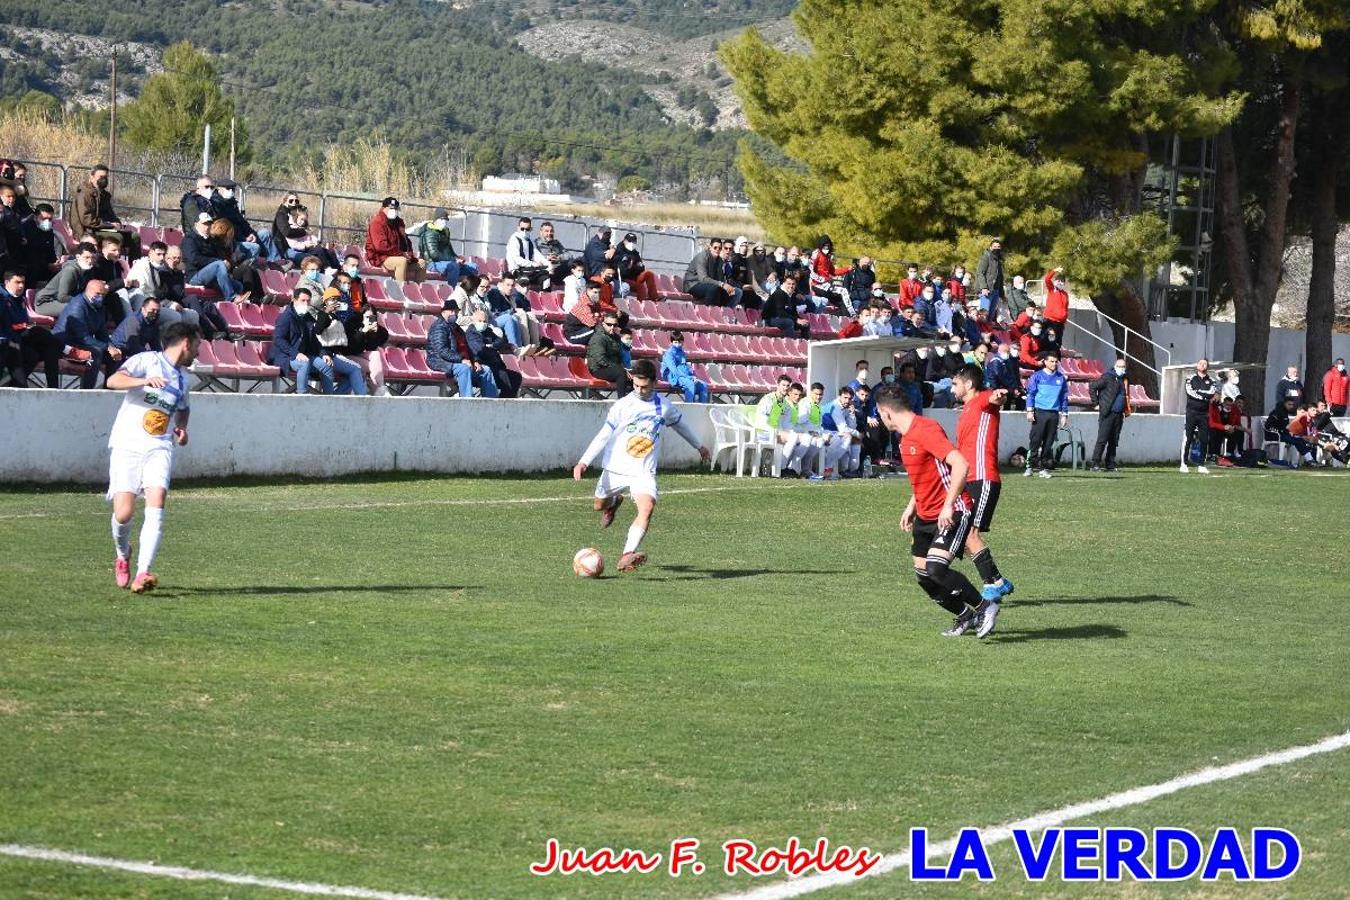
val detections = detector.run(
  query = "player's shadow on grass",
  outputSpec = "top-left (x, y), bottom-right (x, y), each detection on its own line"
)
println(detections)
top-left (989, 624), bottom-right (1127, 644)
top-left (159, 584), bottom-right (473, 598)
top-left (1010, 594), bottom-right (1188, 609)
top-left (650, 564), bottom-right (847, 581)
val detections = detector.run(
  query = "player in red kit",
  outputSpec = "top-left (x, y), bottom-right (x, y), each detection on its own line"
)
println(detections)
top-left (873, 383), bottom-right (1000, 639)
top-left (952, 364), bottom-right (1015, 610)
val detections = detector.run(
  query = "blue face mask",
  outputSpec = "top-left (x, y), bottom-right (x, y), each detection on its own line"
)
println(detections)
top-left (345, 266), bottom-right (359, 278)
top-left (1115, 367), bottom-right (1127, 377)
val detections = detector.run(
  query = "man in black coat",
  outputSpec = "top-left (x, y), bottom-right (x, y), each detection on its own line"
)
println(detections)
top-left (1089, 357), bottom-right (1130, 471)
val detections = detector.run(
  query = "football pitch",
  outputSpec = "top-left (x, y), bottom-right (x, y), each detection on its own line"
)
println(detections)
top-left (1, 467), bottom-right (1346, 898)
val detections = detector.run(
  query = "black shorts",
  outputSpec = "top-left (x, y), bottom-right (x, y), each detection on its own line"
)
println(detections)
top-left (911, 510), bottom-right (971, 560)
top-left (966, 479), bottom-right (1001, 532)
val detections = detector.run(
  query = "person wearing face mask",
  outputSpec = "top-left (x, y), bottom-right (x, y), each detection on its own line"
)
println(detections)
top-left (20, 203), bottom-right (61, 287)
top-left (807, 234), bottom-right (849, 312)
top-left (1019, 320), bottom-right (1044, 362)
top-left (1323, 358), bottom-right (1350, 416)
top-left (841, 256), bottom-right (876, 316)
top-left (52, 279), bottom-right (118, 388)
top-left (69, 165), bottom-right (140, 256)
top-left (924, 344), bottom-right (957, 409)
top-left (109, 295), bottom-right (164, 364)
top-left (0, 270), bottom-right (60, 388)
top-left (985, 341), bottom-right (1024, 410)
top-left (747, 243), bottom-right (774, 293)
top-left (365, 197), bottom-right (424, 283)
top-left (210, 179), bottom-right (259, 259)
top-left (505, 216), bottom-right (548, 287)
top-left (1042, 266), bottom-right (1070, 330)
top-left (485, 275), bottom-right (543, 353)
top-left (0, 185), bottom-right (24, 272)
top-left (582, 225), bottom-right (616, 278)
top-left (465, 308), bottom-right (521, 398)
top-left (614, 232), bottom-right (659, 304)
top-left (975, 239), bottom-right (1004, 305)
top-left (418, 207), bottom-right (472, 284)
top-left (1088, 356), bottom-right (1132, 471)
top-left (35, 242), bottom-right (98, 318)
top-left (1024, 352), bottom-right (1069, 477)
top-left (180, 175), bottom-right (217, 233)
top-left (932, 287), bottom-right (955, 337)
top-left (946, 266), bottom-right (969, 304)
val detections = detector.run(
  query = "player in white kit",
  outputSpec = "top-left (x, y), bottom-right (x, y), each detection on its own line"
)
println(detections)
top-left (105, 322), bottom-right (201, 593)
top-left (573, 358), bottom-right (710, 572)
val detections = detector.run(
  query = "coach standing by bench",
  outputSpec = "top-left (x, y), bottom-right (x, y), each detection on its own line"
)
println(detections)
top-left (1181, 358), bottom-right (1217, 474)
top-left (1089, 357), bottom-right (1130, 472)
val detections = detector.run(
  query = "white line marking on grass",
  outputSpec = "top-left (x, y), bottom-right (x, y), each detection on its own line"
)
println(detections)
top-left (0, 480), bottom-right (857, 520)
top-left (717, 729), bottom-right (1350, 900)
top-left (0, 844), bottom-right (443, 900)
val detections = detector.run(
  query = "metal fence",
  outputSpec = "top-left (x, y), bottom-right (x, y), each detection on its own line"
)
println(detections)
top-left (9, 159), bottom-right (694, 271)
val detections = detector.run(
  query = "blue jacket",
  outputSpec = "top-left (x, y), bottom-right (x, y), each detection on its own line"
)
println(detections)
top-left (0, 287), bottom-right (30, 348)
top-left (51, 293), bottom-right (110, 354)
top-left (900, 378), bottom-right (924, 414)
top-left (985, 354), bottom-right (1020, 392)
top-left (661, 345), bottom-right (695, 382)
top-left (110, 311), bottom-right (162, 356)
top-left (465, 322), bottom-right (507, 361)
top-left (269, 305), bottom-right (320, 367)
top-left (426, 315), bottom-right (471, 367)
top-left (912, 295), bottom-right (934, 327)
top-left (1026, 369), bottom-right (1069, 412)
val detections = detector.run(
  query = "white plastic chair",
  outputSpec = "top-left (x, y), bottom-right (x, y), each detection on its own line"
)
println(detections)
top-left (707, 407), bottom-right (744, 475)
top-left (734, 407), bottom-right (782, 477)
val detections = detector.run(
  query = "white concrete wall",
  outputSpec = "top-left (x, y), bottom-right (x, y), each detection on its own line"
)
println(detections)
top-left (1, 390), bottom-right (1197, 485)
top-left (0, 391), bottom-right (714, 484)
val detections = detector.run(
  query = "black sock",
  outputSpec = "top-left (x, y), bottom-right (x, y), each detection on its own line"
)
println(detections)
top-left (916, 569), bottom-right (965, 615)
top-left (971, 548), bottom-right (1002, 585)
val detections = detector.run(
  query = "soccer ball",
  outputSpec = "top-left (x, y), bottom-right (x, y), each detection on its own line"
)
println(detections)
top-left (573, 547), bottom-right (604, 578)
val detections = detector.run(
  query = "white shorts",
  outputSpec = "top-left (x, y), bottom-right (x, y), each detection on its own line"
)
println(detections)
top-left (594, 469), bottom-right (659, 501)
top-left (107, 445), bottom-right (174, 500)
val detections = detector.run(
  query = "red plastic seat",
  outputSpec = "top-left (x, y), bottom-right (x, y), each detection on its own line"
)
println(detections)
top-left (215, 301), bottom-right (247, 333)
top-left (238, 304), bottom-right (271, 337)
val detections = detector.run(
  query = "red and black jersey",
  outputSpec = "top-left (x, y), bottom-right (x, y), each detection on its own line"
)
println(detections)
top-left (900, 416), bottom-right (969, 521)
top-left (957, 389), bottom-right (1002, 483)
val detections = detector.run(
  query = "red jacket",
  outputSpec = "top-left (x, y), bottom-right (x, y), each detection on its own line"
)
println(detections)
top-left (365, 213), bottom-right (414, 267)
top-left (1043, 270), bottom-right (1069, 323)
top-left (1323, 367), bottom-right (1349, 406)
top-left (946, 278), bottom-right (967, 304)
top-left (809, 250), bottom-right (849, 291)
top-left (1019, 332), bottom-right (1042, 361)
top-left (837, 320), bottom-right (863, 339)
top-left (898, 277), bottom-right (924, 308)
top-left (1209, 402), bottom-right (1242, 432)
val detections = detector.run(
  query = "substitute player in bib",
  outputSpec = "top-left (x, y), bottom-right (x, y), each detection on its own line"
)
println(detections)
top-left (105, 322), bottom-right (201, 593)
top-left (873, 383), bottom-right (1000, 639)
top-left (573, 358), bottom-right (710, 573)
top-left (952, 364), bottom-right (1015, 607)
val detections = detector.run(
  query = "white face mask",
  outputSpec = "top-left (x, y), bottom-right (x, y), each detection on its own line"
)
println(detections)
top-left (219, 188), bottom-right (234, 200)
top-left (294, 303), bottom-right (310, 316)
top-left (934, 347), bottom-right (946, 357)
top-left (917, 348), bottom-right (929, 359)
top-left (1115, 367), bottom-right (1127, 377)
top-left (435, 218), bottom-right (448, 229)
top-left (77, 258), bottom-right (93, 271)
top-left (198, 187), bottom-right (214, 198)
top-left (857, 369), bottom-right (869, 381)
top-left (37, 219), bottom-right (52, 232)
top-left (774, 250), bottom-right (785, 261)
top-left (1031, 327), bottom-right (1042, 336)
top-left (998, 351), bottom-right (1010, 360)
top-left (384, 208), bottom-right (399, 220)
top-left (624, 241), bottom-right (636, 250)
top-left (474, 321), bottom-right (488, 331)
top-left (949, 345), bottom-right (961, 354)
top-left (1339, 364), bottom-right (1346, 372)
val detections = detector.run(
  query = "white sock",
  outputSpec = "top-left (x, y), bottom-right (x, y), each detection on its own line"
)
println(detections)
top-left (112, 516), bottom-right (132, 560)
top-left (137, 507), bottom-right (164, 575)
top-left (623, 522), bottom-right (646, 554)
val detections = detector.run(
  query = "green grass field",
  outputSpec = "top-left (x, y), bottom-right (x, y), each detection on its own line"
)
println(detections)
top-left (1, 467), bottom-right (1347, 899)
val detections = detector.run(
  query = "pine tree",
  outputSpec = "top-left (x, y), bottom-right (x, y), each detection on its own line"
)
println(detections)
top-left (722, 0), bottom-right (1245, 383)
top-left (120, 42), bottom-right (253, 165)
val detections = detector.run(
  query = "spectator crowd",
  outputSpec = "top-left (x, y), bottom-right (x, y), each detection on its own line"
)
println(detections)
top-left (0, 156), bottom-right (1345, 475)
